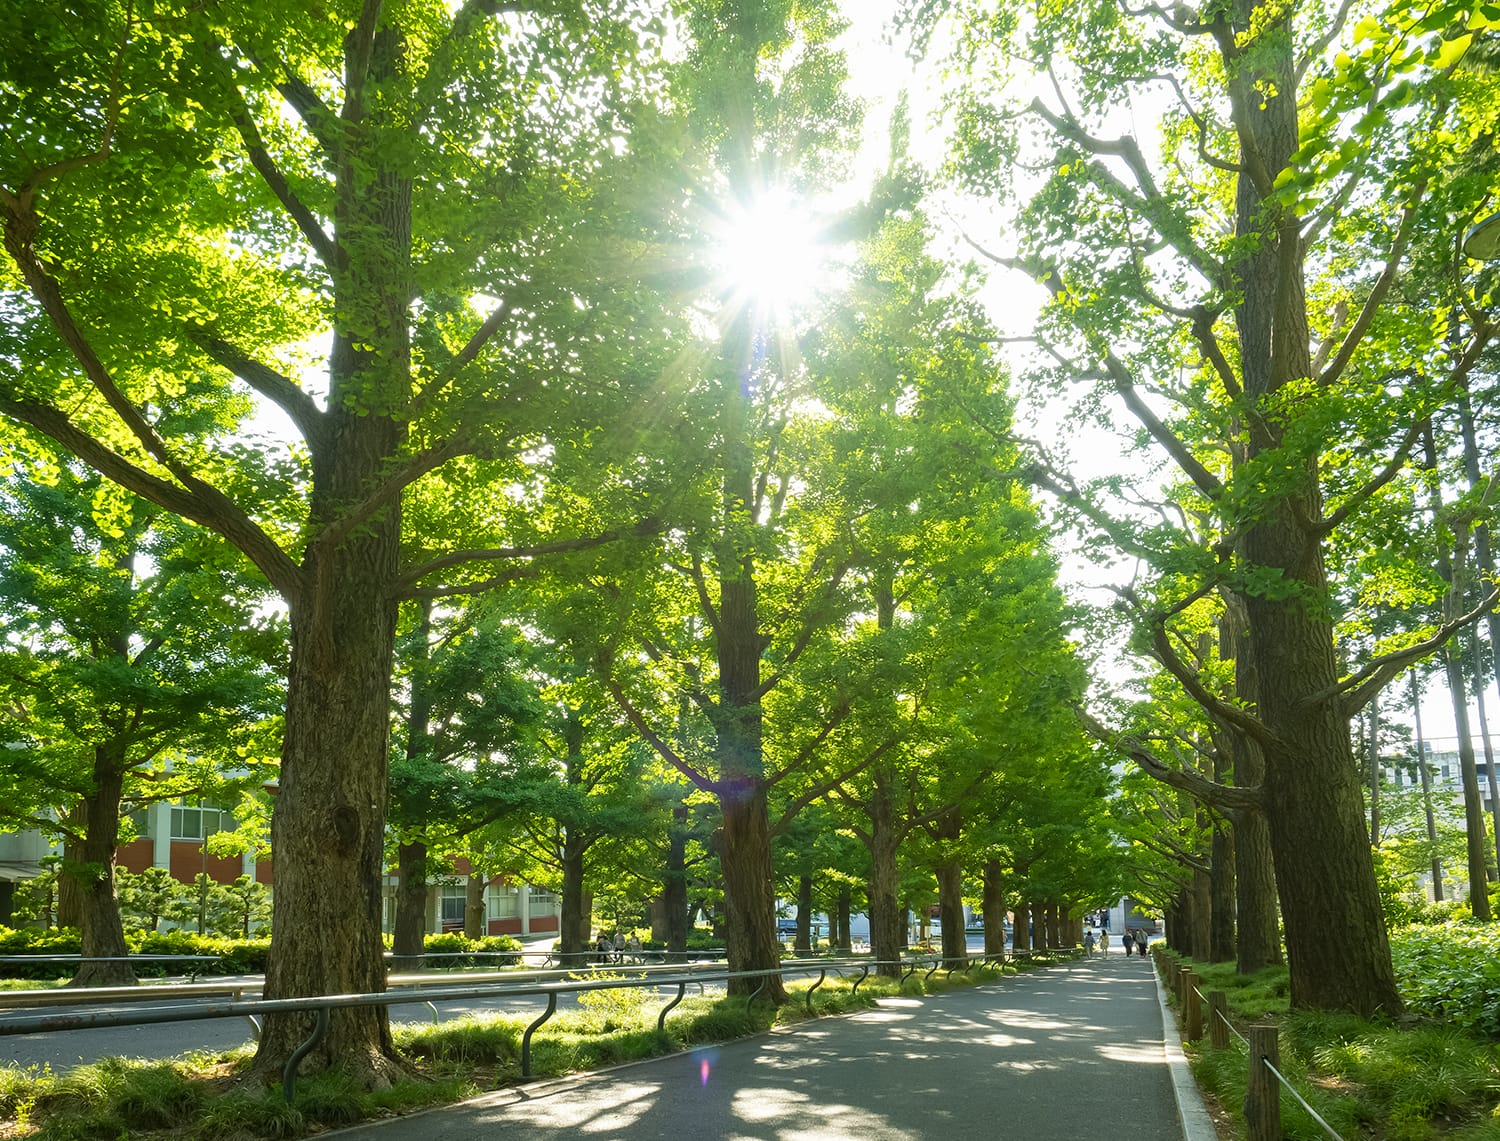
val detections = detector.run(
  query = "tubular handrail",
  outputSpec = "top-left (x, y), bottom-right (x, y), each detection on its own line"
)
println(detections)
top-left (0, 950), bottom-right (1039, 1101)
top-left (0, 956), bottom-right (913, 1099)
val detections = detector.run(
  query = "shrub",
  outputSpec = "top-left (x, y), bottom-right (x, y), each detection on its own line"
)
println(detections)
top-left (1390, 922), bottom-right (1500, 1037)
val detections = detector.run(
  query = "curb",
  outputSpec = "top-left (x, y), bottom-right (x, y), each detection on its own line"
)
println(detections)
top-left (1150, 958), bottom-right (1220, 1141)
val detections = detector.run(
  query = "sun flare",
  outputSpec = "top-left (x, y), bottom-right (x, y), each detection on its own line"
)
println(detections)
top-left (712, 188), bottom-right (829, 319)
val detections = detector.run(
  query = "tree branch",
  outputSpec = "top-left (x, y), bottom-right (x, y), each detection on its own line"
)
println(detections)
top-left (1318, 417), bottom-right (1424, 536)
top-left (1076, 706), bottom-right (1262, 809)
top-left (1317, 187), bottom-right (1426, 388)
top-left (190, 332), bottom-right (327, 447)
top-left (394, 520), bottom-right (658, 597)
top-left (0, 390), bottom-right (302, 599)
top-left (201, 41), bottom-right (338, 266)
top-left (1328, 588), bottom-right (1500, 718)
top-left (602, 674), bottom-right (710, 792)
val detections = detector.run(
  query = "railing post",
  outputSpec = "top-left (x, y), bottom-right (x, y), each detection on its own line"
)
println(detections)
top-left (1209, 991), bottom-right (1229, 1049)
top-left (1178, 965), bottom-right (1191, 1007)
top-left (1245, 1023), bottom-right (1281, 1141)
top-left (1185, 972), bottom-right (1202, 1042)
top-left (521, 992), bottom-right (558, 1078)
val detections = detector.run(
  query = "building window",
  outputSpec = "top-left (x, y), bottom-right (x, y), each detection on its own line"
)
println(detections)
top-left (528, 890), bottom-right (556, 916)
top-left (440, 883), bottom-right (466, 926)
top-left (488, 886), bottom-right (520, 919)
top-left (170, 804), bottom-right (226, 840)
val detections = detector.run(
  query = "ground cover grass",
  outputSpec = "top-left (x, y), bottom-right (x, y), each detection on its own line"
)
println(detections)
top-left (1163, 929), bottom-right (1500, 1141)
top-left (0, 953), bottom-right (1065, 1140)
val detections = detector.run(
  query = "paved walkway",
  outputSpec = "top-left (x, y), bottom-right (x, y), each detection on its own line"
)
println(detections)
top-left (332, 952), bottom-right (1214, 1141)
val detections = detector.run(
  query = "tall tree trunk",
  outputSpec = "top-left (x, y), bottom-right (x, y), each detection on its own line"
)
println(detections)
top-left (834, 883), bottom-right (852, 952)
top-left (1470, 635), bottom-right (1500, 878)
top-left (1210, 739), bottom-right (1237, 963)
top-left (69, 750), bottom-right (133, 987)
top-left (560, 836), bottom-right (590, 962)
top-left (251, 27), bottom-right (412, 1081)
top-left (1210, 819), bottom-right (1236, 962)
top-left (1413, 671), bottom-right (1444, 899)
top-left (1189, 864), bottom-right (1212, 960)
top-left (664, 805), bottom-right (690, 960)
top-left (1012, 898), bottom-right (1031, 952)
top-left (719, 782), bottom-right (783, 998)
top-left (865, 769), bottom-right (903, 978)
top-left (1456, 381), bottom-right (1500, 876)
top-left (710, 326), bottom-right (784, 1003)
top-left (393, 601), bottom-right (433, 967)
top-left (795, 875), bottom-right (813, 952)
top-left (464, 873), bottom-right (485, 940)
top-left (1222, 0), bottom-right (1397, 1013)
top-left (1221, 599), bottom-right (1280, 971)
top-left (934, 811), bottom-right (966, 968)
top-left (982, 859), bottom-right (1006, 957)
top-left (1424, 424), bottom-right (1492, 918)
top-left (57, 827), bottom-right (82, 931)
top-left (391, 841), bottom-right (428, 968)
top-left (1368, 698), bottom-right (1381, 846)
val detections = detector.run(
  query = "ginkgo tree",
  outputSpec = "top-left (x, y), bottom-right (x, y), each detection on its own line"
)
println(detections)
top-left (904, 0), bottom-right (1500, 1013)
top-left (1, 0), bottom-right (691, 1082)
top-left (0, 445), bottom-right (282, 986)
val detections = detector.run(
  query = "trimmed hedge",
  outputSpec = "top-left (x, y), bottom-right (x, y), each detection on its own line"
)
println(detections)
top-left (0, 926), bottom-right (270, 979)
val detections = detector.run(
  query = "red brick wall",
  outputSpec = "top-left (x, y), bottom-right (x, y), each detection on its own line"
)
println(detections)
top-left (168, 841), bottom-right (243, 885)
top-left (115, 839), bottom-right (154, 874)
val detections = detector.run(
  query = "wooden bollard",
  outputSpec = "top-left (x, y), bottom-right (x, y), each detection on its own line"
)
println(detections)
top-left (1178, 964), bottom-right (1191, 1007)
top-left (1245, 1023), bottom-right (1281, 1141)
top-left (1208, 990), bottom-right (1229, 1049)
top-left (1185, 971), bottom-right (1202, 1041)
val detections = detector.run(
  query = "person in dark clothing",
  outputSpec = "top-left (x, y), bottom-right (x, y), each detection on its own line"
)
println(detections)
top-left (1122, 930), bottom-right (1133, 956)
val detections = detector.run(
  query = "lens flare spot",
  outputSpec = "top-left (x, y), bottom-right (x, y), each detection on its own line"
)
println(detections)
top-left (700, 1058), bottom-right (711, 1086)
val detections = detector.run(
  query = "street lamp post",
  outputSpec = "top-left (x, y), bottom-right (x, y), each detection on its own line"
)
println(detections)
top-left (1463, 210), bottom-right (1500, 261)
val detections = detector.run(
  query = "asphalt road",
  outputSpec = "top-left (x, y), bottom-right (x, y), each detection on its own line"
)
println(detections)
top-left (329, 952), bottom-right (1196, 1141)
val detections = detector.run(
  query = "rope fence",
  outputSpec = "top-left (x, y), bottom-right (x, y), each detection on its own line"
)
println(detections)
top-left (1155, 949), bottom-right (1347, 1141)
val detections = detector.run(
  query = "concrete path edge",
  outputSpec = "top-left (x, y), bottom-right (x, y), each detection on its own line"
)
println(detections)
top-left (1150, 960), bottom-right (1220, 1141)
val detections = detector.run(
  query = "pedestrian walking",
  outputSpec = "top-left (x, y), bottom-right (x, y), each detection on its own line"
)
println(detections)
top-left (1083, 929), bottom-right (1097, 954)
top-left (612, 930), bottom-right (625, 963)
top-left (1134, 927), bottom-right (1148, 956)
top-left (1099, 927), bottom-right (1109, 954)
top-left (1122, 930), bottom-right (1133, 956)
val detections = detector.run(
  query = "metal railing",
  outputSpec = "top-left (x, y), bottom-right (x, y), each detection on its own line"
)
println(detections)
top-left (1, 954), bottom-right (974, 1101)
top-left (0, 954), bottom-right (223, 979)
top-left (0, 945), bottom-right (1077, 1104)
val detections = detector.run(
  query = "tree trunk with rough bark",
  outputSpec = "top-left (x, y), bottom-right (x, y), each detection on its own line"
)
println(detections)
top-left (464, 873), bottom-right (485, 940)
top-left (834, 883), bottom-right (851, 952)
top-left (69, 751), bottom-right (134, 988)
top-left (1223, 0), bottom-right (1399, 1013)
top-left (391, 841), bottom-right (428, 968)
top-left (982, 860), bottom-right (1006, 957)
top-left (664, 805), bottom-right (690, 959)
top-left (934, 810), bottom-right (966, 967)
top-left (795, 875), bottom-right (813, 952)
top-left (1012, 900), bottom-right (1031, 952)
top-left (250, 28), bottom-right (413, 1080)
top-left (1210, 820), bottom-right (1236, 963)
top-left (866, 771), bottom-right (904, 978)
top-left (1220, 599), bottom-right (1280, 972)
top-left (560, 838), bottom-right (590, 961)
